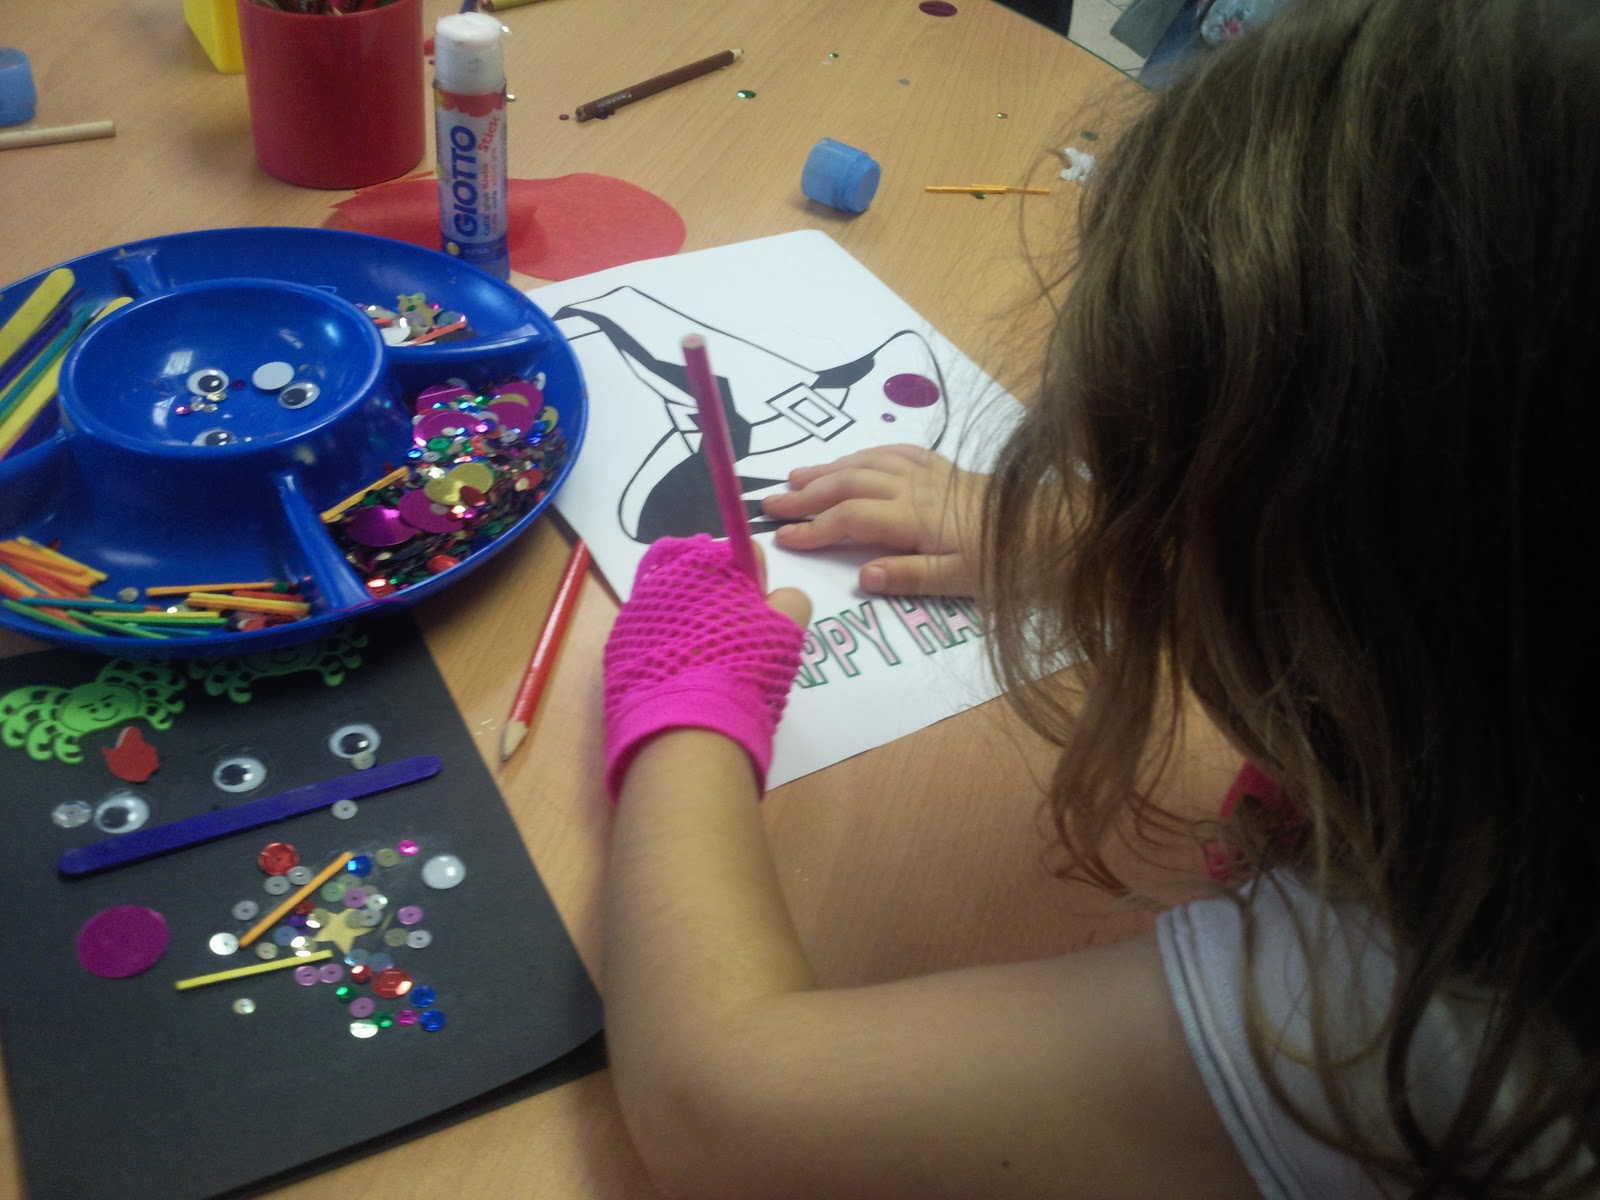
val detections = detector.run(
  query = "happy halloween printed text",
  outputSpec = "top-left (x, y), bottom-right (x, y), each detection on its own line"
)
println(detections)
top-left (796, 597), bottom-right (985, 687)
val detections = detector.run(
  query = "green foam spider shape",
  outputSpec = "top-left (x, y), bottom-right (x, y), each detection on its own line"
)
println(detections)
top-left (187, 629), bottom-right (369, 704)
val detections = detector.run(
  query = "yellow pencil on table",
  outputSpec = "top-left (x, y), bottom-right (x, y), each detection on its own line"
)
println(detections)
top-left (925, 184), bottom-right (1051, 195)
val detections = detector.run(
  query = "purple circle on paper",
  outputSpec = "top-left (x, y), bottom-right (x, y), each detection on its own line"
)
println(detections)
top-left (883, 373), bottom-right (941, 409)
top-left (919, 1), bottom-right (958, 14)
top-left (76, 906), bottom-right (169, 979)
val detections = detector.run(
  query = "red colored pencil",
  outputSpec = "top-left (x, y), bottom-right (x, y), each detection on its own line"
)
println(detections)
top-left (499, 538), bottom-right (591, 762)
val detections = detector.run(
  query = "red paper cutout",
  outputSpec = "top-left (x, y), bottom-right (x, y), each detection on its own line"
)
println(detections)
top-left (102, 726), bottom-right (159, 783)
top-left (324, 173), bottom-right (687, 282)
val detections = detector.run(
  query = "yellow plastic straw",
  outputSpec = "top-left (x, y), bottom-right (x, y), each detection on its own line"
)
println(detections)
top-left (174, 949), bottom-right (333, 992)
top-left (238, 852), bottom-right (354, 949)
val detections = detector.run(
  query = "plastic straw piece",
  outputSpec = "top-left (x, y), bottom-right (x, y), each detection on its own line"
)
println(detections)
top-left (238, 852), bottom-right (355, 948)
top-left (174, 949), bottom-right (333, 992)
top-left (321, 467), bottom-right (410, 522)
top-left (141, 580), bottom-right (284, 596)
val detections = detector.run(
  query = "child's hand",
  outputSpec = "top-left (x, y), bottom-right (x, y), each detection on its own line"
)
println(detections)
top-left (603, 535), bottom-right (810, 801)
top-left (762, 444), bottom-right (984, 597)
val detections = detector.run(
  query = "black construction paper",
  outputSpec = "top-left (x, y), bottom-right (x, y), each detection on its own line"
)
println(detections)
top-left (0, 617), bottom-right (603, 1200)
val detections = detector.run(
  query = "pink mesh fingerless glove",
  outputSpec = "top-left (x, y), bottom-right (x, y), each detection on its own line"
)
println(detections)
top-left (603, 534), bottom-right (806, 802)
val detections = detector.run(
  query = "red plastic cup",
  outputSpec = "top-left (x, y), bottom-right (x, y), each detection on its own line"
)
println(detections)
top-left (236, 0), bottom-right (425, 190)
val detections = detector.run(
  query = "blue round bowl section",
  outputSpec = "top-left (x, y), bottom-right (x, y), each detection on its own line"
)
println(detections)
top-left (62, 280), bottom-right (387, 452)
top-left (0, 227), bottom-right (588, 658)
top-left (59, 280), bottom-right (401, 528)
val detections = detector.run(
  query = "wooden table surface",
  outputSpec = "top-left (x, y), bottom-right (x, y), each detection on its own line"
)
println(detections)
top-left (0, 3), bottom-right (1237, 1195)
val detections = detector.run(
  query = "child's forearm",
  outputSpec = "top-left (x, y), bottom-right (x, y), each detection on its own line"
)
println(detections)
top-left (607, 729), bottom-right (815, 1003)
top-left (603, 729), bottom-right (816, 1173)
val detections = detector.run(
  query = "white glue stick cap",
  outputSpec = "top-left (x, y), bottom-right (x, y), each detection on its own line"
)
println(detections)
top-left (434, 12), bottom-right (506, 94)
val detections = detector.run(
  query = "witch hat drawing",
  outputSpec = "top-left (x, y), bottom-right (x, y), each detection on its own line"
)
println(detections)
top-left (553, 287), bottom-right (949, 544)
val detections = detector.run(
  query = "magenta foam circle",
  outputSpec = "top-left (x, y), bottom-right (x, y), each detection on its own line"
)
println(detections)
top-left (76, 905), bottom-right (170, 979)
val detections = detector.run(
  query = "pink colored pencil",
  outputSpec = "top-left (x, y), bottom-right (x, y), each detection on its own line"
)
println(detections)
top-left (681, 334), bottom-right (758, 580)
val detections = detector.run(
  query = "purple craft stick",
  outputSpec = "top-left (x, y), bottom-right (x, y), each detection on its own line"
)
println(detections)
top-left (57, 753), bottom-right (442, 877)
top-left (0, 291), bottom-right (79, 393)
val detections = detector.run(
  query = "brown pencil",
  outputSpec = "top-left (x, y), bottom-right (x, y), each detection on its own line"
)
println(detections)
top-left (574, 49), bottom-right (742, 122)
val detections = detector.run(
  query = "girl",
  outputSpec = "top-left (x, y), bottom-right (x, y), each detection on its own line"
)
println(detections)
top-left (598, 0), bottom-right (1600, 1195)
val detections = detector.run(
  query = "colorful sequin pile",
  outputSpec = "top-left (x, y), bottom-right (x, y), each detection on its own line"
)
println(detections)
top-left (201, 836), bottom-right (458, 1038)
top-left (360, 292), bottom-right (476, 347)
top-left (326, 375), bottom-right (568, 599)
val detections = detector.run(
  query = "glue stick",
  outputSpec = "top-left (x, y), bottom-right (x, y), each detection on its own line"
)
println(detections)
top-left (433, 12), bottom-right (510, 280)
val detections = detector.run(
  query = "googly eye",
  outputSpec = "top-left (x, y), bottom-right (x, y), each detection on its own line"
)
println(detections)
top-left (187, 367), bottom-right (230, 396)
top-left (193, 427), bottom-right (236, 447)
top-left (278, 381), bottom-right (320, 410)
top-left (328, 722), bottom-right (381, 770)
top-left (212, 754), bottom-right (267, 794)
top-left (94, 791), bottom-right (151, 834)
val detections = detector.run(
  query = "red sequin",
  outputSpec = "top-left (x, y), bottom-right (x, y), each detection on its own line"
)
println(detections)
top-left (372, 967), bottom-right (413, 999)
top-left (257, 842), bottom-right (298, 875)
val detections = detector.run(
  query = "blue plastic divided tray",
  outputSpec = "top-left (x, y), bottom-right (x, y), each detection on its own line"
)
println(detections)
top-left (0, 227), bottom-right (587, 657)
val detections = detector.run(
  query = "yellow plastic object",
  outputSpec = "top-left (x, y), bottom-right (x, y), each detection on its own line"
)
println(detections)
top-left (184, 0), bottom-right (244, 73)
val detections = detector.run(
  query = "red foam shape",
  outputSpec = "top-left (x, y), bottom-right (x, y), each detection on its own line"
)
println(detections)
top-left (102, 726), bottom-right (159, 783)
top-left (325, 173), bottom-right (686, 282)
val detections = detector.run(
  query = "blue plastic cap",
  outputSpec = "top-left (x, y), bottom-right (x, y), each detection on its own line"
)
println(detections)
top-left (801, 138), bottom-right (881, 214)
top-left (0, 48), bottom-right (37, 128)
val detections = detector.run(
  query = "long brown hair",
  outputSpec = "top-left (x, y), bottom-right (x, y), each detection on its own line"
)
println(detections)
top-left (985, 0), bottom-right (1600, 1192)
